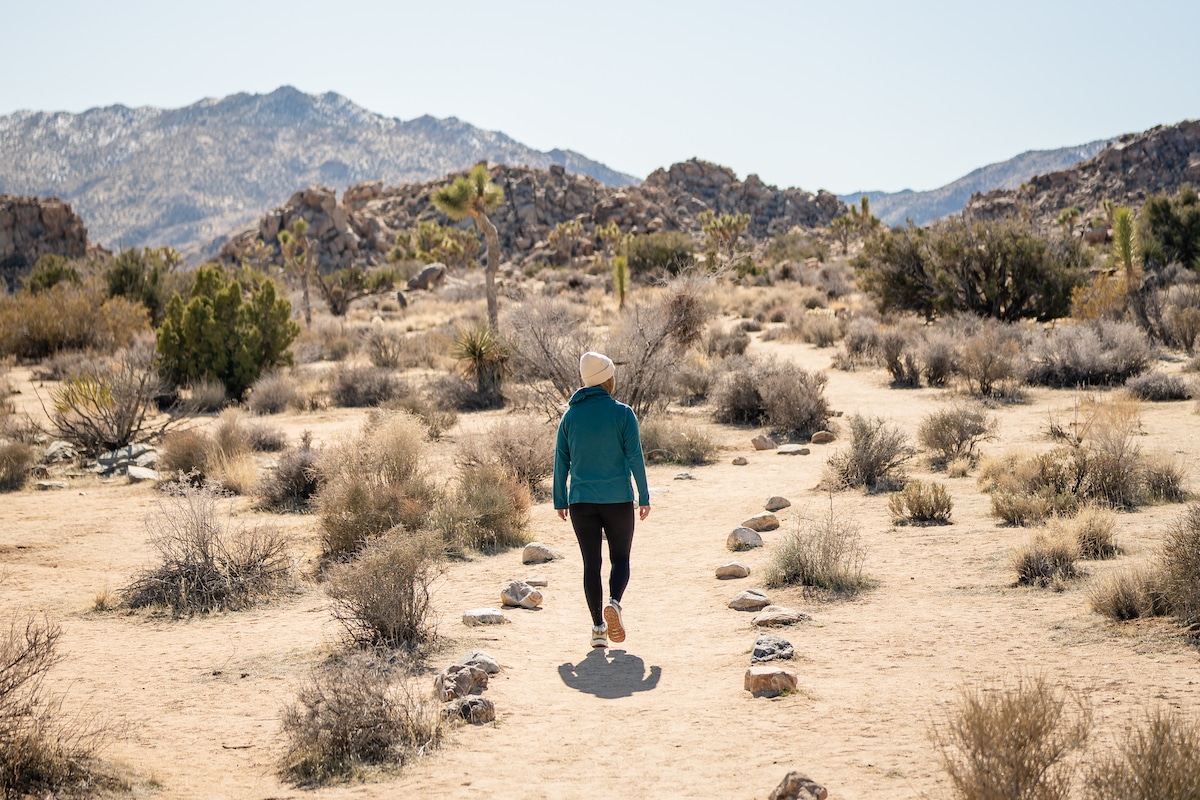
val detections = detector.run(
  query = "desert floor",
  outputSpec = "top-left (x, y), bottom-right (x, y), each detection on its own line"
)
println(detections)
top-left (4, 326), bottom-right (1200, 800)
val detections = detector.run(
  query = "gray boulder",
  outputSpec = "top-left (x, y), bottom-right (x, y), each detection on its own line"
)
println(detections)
top-left (442, 696), bottom-right (496, 724)
top-left (764, 496), bottom-right (791, 512)
top-left (522, 542), bottom-right (563, 564)
top-left (715, 562), bottom-right (750, 579)
top-left (727, 527), bottom-right (764, 551)
top-left (752, 634), bottom-right (794, 663)
top-left (729, 589), bottom-right (772, 611)
top-left (435, 664), bottom-right (489, 701)
top-left (406, 263), bottom-right (446, 291)
top-left (741, 512), bottom-right (780, 532)
top-left (501, 580), bottom-right (543, 609)
top-left (769, 771), bottom-right (828, 800)
top-left (461, 649), bottom-right (500, 675)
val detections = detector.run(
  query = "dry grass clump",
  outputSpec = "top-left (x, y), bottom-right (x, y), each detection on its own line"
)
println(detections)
top-left (122, 482), bottom-right (292, 614)
top-left (711, 357), bottom-right (831, 441)
top-left (1063, 505), bottom-right (1119, 560)
top-left (1159, 503), bottom-right (1200, 625)
top-left (796, 312), bottom-right (842, 348)
top-left (918, 403), bottom-right (996, 466)
top-left (364, 329), bottom-right (406, 369)
top-left (157, 409), bottom-right (268, 494)
top-left (1088, 568), bottom-right (1168, 621)
top-left (0, 440), bottom-right (36, 492)
top-left (247, 370), bottom-right (300, 415)
top-left (888, 480), bottom-right (953, 524)
top-left (831, 315), bottom-right (880, 370)
top-left (1142, 453), bottom-right (1189, 502)
top-left (1125, 371), bottom-right (1193, 401)
top-left (457, 418), bottom-right (556, 493)
top-left (673, 352), bottom-right (717, 405)
top-left (1026, 321), bottom-right (1153, 388)
top-left (640, 418), bottom-right (717, 466)
top-left (315, 411), bottom-right (440, 558)
top-left (383, 394), bottom-right (458, 441)
top-left (0, 613), bottom-right (112, 798)
top-left (934, 676), bottom-right (1090, 800)
top-left (1084, 709), bottom-right (1200, 799)
top-left (432, 464), bottom-right (531, 554)
top-left (823, 414), bottom-right (912, 491)
top-left (258, 432), bottom-right (322, 512)
top-left (764, 505), bottom-right (868, 594)
top-left (703, 326), bottom-right (749, 358)
top-left (1013, 531), bottom-right (1082, 588)
top-left (957, 321), bottom-right (1024, 399)
top-left (181, 377), bottom-right (227, 413)
top-left (326, 532), bottom-right (439, 648)
top-left (280, 654), bottom-right (443, 785)
top-left (330, 366), bottom-right (406, 408)
top-left (919, 330), bottom-right (958, 387)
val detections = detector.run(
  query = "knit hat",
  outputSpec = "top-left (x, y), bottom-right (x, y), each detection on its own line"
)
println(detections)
top-left (579, 351), bottom-right (615, 387)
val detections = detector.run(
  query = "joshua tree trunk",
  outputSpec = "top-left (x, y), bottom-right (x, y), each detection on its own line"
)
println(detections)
top-left (474, 211), bottom-right (502, 333)
top-left (300, 272), bottom-right (311, 328)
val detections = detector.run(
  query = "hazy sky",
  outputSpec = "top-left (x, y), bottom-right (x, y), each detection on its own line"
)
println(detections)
top-left (4, 0), bottom-right (1198, 193)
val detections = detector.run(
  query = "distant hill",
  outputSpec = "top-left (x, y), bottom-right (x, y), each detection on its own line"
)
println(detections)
top-left (964, 120), bottom-right (1200, 227)
top-left (840, 139), bottom-right (1112, 227)
top-left (0, 86), bottom-right (638, 256)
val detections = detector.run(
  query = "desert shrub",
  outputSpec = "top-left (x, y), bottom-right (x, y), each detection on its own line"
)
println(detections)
top-left (1013, 532), bottom-right (1081, 587)
top-left (315, 411), bottom-right (439, 558)
top-left (0, 441), bottom-right (36, 492)
top-left (122, 482), bottom-right (292, 614)
top-left (888, 480), bottom-right (953, 523)
top-left (946, 457), bottom-right (971, 478)
top-left (158, 429), bottom-right (213, 482)
top-left (246, 370), bottom-right (300, 415)
top-left (1142, 453), bottom-right (1189, 502)
top-left (0, 280), bottom-right (150, 360)
top-left (639, 418), bottom-right (717, 466)
top-left (503, 297), bottom-right (590, 415)
top-left (0, 613), bottom-right (108, 798)
top-left (451, 324), bottom-right (506, 409)
top-left (48, 339), bottom-right (162, 456)
top-left (711, 357), bottom-right (831, 440)
top-left (1159, 503), bottom-right (1200, 624)
top-left (458, 419), bottom-right (555, 492)
top-left (1026, 321), bottom-right (1153, 387)
top-left (624, 231), bottom-right (695, 277)
top-left (245, 420), bottom-right (286, 452)
top-left (918, 403), bottom-right (996, 465)
top-left (327, 532), bottom-right (439, 648)
top-left (1066, 505), bottom-right (1119, 559)
top-left (673, 353), bottom-right (716, 405)
top-left (331, 366), bottom-right (405, 408)
top-left (280, 655), bottom-right (443, 785)
top-left (934, 676), bottom-right (1090, 800)
top-left (858, 216), bottom-right (1086, 321)
top-left (1139, 184), bottom-right (1200, 272)
top-left (704, 326), bottom-right (749, 358)
top-left (156, 265), bottom-right (299, 399)
top-left (764, 505), bottom-right (868, 594)
top-left (958, 321), bottom-right (1024, 398)
top-left (258, 433), bottom-right (322, 513)
top-left (1125, 371), bottom-right (1192, 401)
top-left (607, 296), bottom-right (690, 419)
top-left (1085, 709), bottom-right (1200, 800)
top-left (432, 464), bottom-right (531, 554)
top-left (1164, 296), bottom-right (1200, 353)
top-left (838, 316), bottom-right (880, 366)
top-left (798, 313), bottom-right (842, 347)
top-left (182, 377), bottom-right (228, 413)
top-left (384, 393), bottom-right (458, 440)
top-left (364, 329), bottom-right (405, 369)
top-left (1088, 568), bottom-right (1168, 621)
top-left (919, 330), bottom-right (958, 386)
top-left (878, 326), bottom-right (921, 386)
top-left (823, 415), bottom-right (912, 491)
top-left (156, 410), bottom-right (263, 494)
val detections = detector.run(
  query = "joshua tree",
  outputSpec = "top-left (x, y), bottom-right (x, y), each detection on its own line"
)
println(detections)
top-left (612, 256), bottom-right (630, 309)
top-left (699, 210), bottom-right (751, 266)
top-left (278, 219), bottom-right (313, 328)
top-left (831, 215), bottom-right (856, 255)
top-left (1057, 206), bottom-right (1081, 240)
top-left (849, 196), bottom-right (881, 238)
top-left (1112, 206), bottom-right (1147, 328)
top-left (596, 221), bottom-right (624, 259)
top-left (431, 163), bottom-right (505, 332)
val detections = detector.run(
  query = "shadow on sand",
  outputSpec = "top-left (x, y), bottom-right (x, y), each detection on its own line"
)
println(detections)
top-left (557, 649), bottom-right (662, 699)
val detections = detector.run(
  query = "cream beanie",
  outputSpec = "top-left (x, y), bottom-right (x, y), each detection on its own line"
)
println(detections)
top-left (579, 351), bottom-right (615, 388)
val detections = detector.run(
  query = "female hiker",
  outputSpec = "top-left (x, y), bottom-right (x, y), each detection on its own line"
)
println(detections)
top-left (553, 351), bottom-right (651, 648)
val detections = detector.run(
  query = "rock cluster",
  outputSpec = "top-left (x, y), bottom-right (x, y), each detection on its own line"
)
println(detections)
top-left (500, 580), bottom-right (543, 609)
top-left (438, 649), bottom-right (499, 724)
top-left (965, 119), bottom-right (1200, 228)
top-left (89, 444), bottom-right (158, 479)
top-left (220, 159), bottom-right (845, 275)
top-left (0, 195), bottom-right (91, 290)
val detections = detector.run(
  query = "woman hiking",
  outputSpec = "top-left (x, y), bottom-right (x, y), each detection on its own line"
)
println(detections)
top-left (553, 351), bottom-right (651, 649)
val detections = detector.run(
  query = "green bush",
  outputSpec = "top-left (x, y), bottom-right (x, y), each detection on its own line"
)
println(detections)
top-left (22, 254), bottom-right (80, 294)
top-left (103, 246), bottom-right (187, 324)
top-left (1140, 185), bottom-right (1200, 271)
top-left (625, 231), bottom-right (696, 277)
top-left (857, 217), bottom-right (1086, 321)
top-left (156, 265), bottom-right (299, 400)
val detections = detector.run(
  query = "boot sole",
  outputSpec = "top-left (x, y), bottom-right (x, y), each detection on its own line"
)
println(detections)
top-left (603, 604), bottom-right (626, 643)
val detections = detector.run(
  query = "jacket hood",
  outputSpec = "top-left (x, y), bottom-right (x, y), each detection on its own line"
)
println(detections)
top-left (568, 385), bottom-right (612, 406)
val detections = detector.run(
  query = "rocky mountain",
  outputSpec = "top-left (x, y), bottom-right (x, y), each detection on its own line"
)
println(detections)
top-left (840, 139), bottom-right (1111, 227)
top-left (0, 86), bottom-right (638, 256)
top-left (964, 120), bottom-right (1200, 226)
top-left (0, 195), bottom-right (91, 290)
top-left (218, 159), bottom-right (845, 273)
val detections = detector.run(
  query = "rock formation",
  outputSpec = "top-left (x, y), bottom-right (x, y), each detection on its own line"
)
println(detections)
top-left (964, 119), bottom-right (1200, 228)
top-left (0, 195), bottom-right (90, 290)
top-left (218, 159), bottom-right (845, 273)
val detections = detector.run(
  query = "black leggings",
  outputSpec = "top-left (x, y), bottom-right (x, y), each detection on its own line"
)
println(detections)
top-left (569, 502), bottom-right (635, 626)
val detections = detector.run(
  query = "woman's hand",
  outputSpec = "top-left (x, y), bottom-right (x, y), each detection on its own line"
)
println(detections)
top-left (639, 506), bottom-right (651, 521)
top-left (557, 508), bottom-right (569, 521)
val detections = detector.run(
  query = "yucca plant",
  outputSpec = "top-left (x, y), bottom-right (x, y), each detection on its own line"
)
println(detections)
top-left (453, 324), bottom-right (506, 407)
top-left (431, 164), bottom-right (505, 332)
top-left (612, 256), bottom-right (630, 309)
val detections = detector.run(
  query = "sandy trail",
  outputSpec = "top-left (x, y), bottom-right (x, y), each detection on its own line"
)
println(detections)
top-left (3, 336), bottom-right (1199, 799)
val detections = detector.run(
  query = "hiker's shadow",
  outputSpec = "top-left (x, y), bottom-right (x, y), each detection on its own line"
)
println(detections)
top-left (558, 649), bottom-right (662, 699)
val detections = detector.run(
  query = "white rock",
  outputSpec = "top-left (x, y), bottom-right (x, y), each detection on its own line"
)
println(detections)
top-left (461, 649), bottom-right (500, 674)
top-left (729, 589), bottom-right (772, 611)
top-left (463, 608), bottom-right (507, 626)
top-left (715, 562), bottom-right (751, 579)
top-left (35, 481), bottom-right (69, 491)
top-left (764, 496), bottom-right (791, 512)
top-left (126, 466), bottom-right (160, 483)
top-left (732, 457), bottom-right (749, 466)
top-left (500, 580), bottom-right (543, 609)
top-left (522, 542), bottom-right (562, 564)
top-left (752, 606), bottom-right (811, 627)
top-left (442, 696), bottom-right (495, 724)
top-left (524, 576), bottom-right (548, 587)
top-left (777, 445), bottom-right (810, 455)
top-left (741, 512), bottom-right (780, 532)
top-left (435, 663), bottom-right (489, 701)
top-left (727, 527), bottom-right (764, 551)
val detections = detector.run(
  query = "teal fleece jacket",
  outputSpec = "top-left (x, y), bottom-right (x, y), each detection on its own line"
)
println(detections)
top-left (553, 386), bottom-right (651, 509)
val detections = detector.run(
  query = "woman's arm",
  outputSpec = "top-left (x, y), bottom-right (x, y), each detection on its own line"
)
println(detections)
top-left (623, 408), bottom-right (651, 508)
top-left (552, 417), bottom-right (570, 511)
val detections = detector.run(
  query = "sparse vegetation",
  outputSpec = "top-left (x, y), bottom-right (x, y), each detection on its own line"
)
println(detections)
top-left (330, 366), bottom-right (406, 408)
top-left (1085, 709), bottom-right (1200, 800)
top-left (0, 441), bottom-right (36, 492)
top-left (888, 480), bottom-right (953, 524)
top-left (247, 371), bottom-right (300, 415)
top-left (1026, 321), bottom-right (1153, 388)
top-left (457, 418), bottom-right (556, 492)
top-left (1125, 371), bottom-right (1192, 401)
top-left (258, 432), bottom-right (322, 512)
top-left (326, 532), bottom-right (439, 648)
top-left (640, 418), bottom-right (717, 466)
top-left (765, 504), bottom-right (868, 594)
top-left (1159, 503), bottom-right (1200, 625)
top-left (823, 414), bottom-right (912, 491)
top-left (918, 403), bottom-right (996, 466)
top-left (1013, 532), bottom-right (1082, 588)
top-left (712, 357), bottom-right (831, 440)
top-left (432, 464), bottom-right (531, 554)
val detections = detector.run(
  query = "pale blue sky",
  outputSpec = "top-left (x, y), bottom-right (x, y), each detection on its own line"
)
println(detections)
top-left (4, 0), bottom-right (1198, 193)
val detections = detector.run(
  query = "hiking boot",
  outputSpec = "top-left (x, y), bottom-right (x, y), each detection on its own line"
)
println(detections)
top-left (591, 624), bottom-right (608, 648)
top-left (603, 599), bottom-right (625, 643)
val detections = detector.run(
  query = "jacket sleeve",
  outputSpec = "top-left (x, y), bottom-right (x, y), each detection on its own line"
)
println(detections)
top-left (553, 416), bottom-right (570, 510)
top-left (623, 408), bottom-right (651, 507)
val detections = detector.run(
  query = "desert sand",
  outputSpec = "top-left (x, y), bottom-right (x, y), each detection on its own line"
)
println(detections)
top-left (3, 326), bottom-right (1199, 800)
